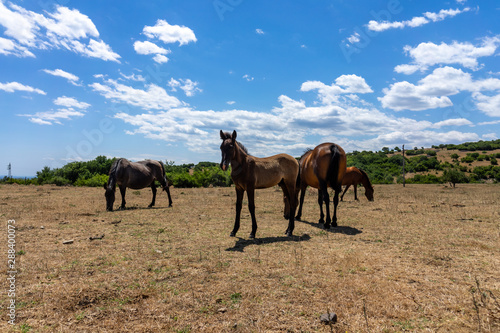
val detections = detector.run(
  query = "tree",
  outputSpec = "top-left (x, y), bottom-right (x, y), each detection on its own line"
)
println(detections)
top-left (442, 168), bottom-right (468, 188)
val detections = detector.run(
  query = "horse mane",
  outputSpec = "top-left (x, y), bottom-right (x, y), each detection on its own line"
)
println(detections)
top-left (107, 158), bottom-right (122, 190)
top-left (236, 141), bottom-right (249, 154)
top-left (299, 148), bottom-right (313, 160)
top-left (358, 168), bottom-right (373, 190)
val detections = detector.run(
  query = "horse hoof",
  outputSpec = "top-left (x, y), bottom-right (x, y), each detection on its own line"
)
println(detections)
top-left (230, 232), bottom-right (236, 237)
top-left (295, 216), bottom-right (301, 221)
top-left (323, 224), bottom-right (330, 230)
top-left (249, 234), bottom-right (256, 239)
top-left (286, 231), bottom-right (293, 237)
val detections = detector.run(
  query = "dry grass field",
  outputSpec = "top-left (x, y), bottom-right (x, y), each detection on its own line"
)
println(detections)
top-left (1, 183), bottom-right (499, 332)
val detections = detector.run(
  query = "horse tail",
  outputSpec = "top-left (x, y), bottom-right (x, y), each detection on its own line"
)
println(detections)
top-left (295, 161), bottom-right (301, 190)
top-left (158, 161), bottom-right (169, 187)
top-left (107, 158), bottom-right (121, 190)
top-left (326, 144), bottom-right (342, 191)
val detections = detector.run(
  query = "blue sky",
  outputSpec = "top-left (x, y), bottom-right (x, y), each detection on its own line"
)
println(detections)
top-left (1, 0), bottom-right (499, 177)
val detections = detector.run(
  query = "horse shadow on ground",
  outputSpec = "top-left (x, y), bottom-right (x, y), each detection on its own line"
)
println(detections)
top-left (297, 219), bottom-right (362, 236)
top-left (226, 233), bottom-right (311, 252)
top-left (109, 205), bottom-right (172, 212)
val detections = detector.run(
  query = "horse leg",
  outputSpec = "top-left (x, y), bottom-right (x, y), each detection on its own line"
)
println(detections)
top-left (295, 184), bottom-right (307, 221)
top-left (230, 188), bottom-right (244, 237)
top-left (247, 187), bottom-right (258, 239)
top-left (282, 180), bottom-right (296, 237)
top-left (317, 189), bottom-right (325, 225)
top-left (340, 184), bottom-right (350, 201)
top-left (148, 183), bottom-right (157, 208)
top-left (119, 185), bottom-right (126, 210)
top-left (165, 186), bottom-right (173, 207)
top-left (319, 181), bottom-right (331, 229)
top-left (354, 184), bottom-right (359, 201)
top-left (279, 181), bottom-right (290, 220)
top-left (331, 187), bottom-right (340, 227)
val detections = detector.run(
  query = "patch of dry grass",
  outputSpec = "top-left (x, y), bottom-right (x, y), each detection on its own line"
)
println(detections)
top-left (1, 184), bottom-right (499, 332)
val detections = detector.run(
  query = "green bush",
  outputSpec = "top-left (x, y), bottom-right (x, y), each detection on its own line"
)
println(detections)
top-left (461, 155), bottom-right (475, 163)
top-left (45, 176), bottom-right (71, 186)
top-left (75, 174), bottom-right (109, 187)
top-left (406, 174), bottom-right (441, 184)
top-left (442, 168), bottom-right (469, 188)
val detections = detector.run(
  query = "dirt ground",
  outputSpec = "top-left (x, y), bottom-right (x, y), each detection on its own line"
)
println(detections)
top-left (1, 183), bottom-right (499, 332)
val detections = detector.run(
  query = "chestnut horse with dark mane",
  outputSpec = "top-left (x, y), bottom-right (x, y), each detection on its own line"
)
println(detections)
top-left (220, 130), bottom-right (299, 238)
top-left (104, 158), bottom-right (173, 211)
top-left (295, 143), bottom-right (347, 229)
top-left (341, 166), bottom-right (374, 201)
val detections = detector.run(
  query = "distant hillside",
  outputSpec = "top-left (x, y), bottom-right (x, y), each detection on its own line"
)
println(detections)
top-left (2, 139), bottom-right (500, 186)
top-left (348, 139), bottom-right (500, 184)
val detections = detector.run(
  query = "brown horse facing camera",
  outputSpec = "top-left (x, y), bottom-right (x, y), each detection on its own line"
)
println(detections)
top-left (341, 166), bottom-right (374, 201)
top-left (220, 130), bottom-right (299, 239)
top-left (295, 143), bottom-right (347, 229)
top-left (104, 158), bottom-right (173, 211)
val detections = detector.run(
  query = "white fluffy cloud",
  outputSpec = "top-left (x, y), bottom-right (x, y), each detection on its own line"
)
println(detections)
top-left (43, 68), bottom-right (80, 85)
top-left (53, 96), bottom-right (90, 109)
top-left (134, 40), bottom-right (170, 55)
top-left (112, 75), bottom-right (479, 156)
top-left (134, 40), bottom-right (171, 63)
top-left (472, 93), bottom-right (500, 117)
top-left (367, 7), bottom-right (470, 32)
top-left (90, 78), bottom-right (182, 110)
top-left (17, 96), bottom-right (90, 125)
top-left (168, 78), bottom-right (202, 97)
top-left (380, 67), bottom-right (500, 111)
top-left (0, 81), bottom-right (45, 95)
top-left (135, 20), bottom-right (195, 63)
top-left (142, 20), bottom-right (196, 46)
top-left (0, 36), bottom-right (34, 57)
top-left (395, 37), bottom-right (500, 74)
top-left (24, 109), bottom-right (86, 125)
top-left (0, 2), bottom-right (120, 62)
top-left (300, 74), bottom-right (372, 104)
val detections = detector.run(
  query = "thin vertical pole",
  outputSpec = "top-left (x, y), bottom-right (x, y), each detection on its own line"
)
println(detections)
top-left (402, 145), bottom-right (405, 187)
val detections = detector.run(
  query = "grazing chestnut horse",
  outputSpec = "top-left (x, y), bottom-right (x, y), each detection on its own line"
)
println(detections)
top-left (295, 143), bottom-right (347, 229)
top-left (340, 166), bottom-right (374, 201)
top-left (220, 130), bottom-right (299, 238)
top-left (104, 158), bottom-right (173, 211)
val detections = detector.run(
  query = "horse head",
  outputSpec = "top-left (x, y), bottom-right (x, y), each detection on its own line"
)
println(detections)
top-left (219, 130), bottom-right (237, 171)
top-left (365, 186), bottom-right (374, 201)
top-left (103, 184), bottom-right (115, 211)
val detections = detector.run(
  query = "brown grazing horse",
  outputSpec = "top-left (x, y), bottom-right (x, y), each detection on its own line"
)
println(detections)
top-left (340, 166), bottom-right (374, 201)
top-left (104, 158), bottom-right (173, 211)
top-left (220, 130), bottom-right (299, 238)
top-left (295, 143), bottom-right (347, 229)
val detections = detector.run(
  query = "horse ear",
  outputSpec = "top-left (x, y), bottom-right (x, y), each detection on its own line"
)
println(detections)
top-left (220, 130), bottom-right (225, 140)
top-left (232, 130), bottom-right (237, 141)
